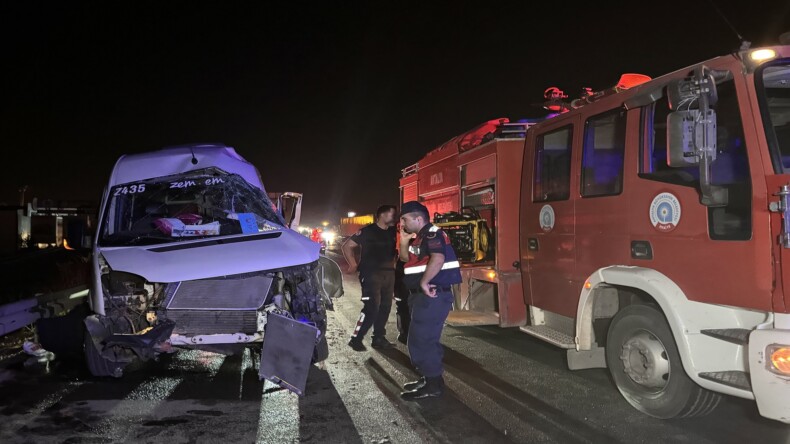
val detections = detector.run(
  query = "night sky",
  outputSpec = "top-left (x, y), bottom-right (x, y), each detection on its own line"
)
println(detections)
top-left (2, 2), bottom-right (789, 225)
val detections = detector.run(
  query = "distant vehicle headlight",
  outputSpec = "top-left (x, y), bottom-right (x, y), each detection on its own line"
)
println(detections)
top-left (321, 231), bottom-right (336, 243)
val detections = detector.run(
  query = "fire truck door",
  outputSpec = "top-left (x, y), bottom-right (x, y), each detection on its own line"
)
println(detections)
top-left (522, 120), bottom-right (579, 318)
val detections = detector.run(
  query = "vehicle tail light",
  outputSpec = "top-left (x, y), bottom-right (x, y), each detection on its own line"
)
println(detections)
top-left (768, 345), bottom-right (790, 376)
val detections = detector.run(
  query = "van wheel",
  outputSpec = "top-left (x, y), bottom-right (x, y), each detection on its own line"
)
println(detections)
top-left (84, 328), bottom-right (125, 378)
top-left (606, 304), bottom-right (721, 419)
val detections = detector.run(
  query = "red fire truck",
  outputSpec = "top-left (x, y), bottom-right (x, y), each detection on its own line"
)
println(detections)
top-left (401, 45), bottom-right (790, 423)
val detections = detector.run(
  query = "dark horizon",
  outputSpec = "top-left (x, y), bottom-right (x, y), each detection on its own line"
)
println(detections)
top-left (2, 1), bottom-right (789, 225)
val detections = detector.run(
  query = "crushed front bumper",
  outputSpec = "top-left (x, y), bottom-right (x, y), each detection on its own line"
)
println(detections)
top-left (749, 328), bottom-right (790, 424)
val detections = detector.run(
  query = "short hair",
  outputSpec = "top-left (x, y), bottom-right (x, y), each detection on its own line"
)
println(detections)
top-left (376, 205), bottom-right (396, 219)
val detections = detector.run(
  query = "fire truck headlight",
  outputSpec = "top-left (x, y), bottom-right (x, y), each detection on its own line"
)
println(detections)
top-left (750, 49), bottom-right (777, 63)
top-left (767, 344), bottom-right (790, 376)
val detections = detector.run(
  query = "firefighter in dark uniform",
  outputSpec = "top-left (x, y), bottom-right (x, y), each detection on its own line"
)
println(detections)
top-left (398, 201), bottom-right (461, 400)
top-left (343, 205), bottom-right (398, 351)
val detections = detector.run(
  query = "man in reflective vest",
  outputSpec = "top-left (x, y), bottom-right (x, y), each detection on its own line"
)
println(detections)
top-left (398, 201), bottom-right (461, 400)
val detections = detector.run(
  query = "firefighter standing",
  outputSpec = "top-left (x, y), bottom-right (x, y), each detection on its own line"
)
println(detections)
top-left (398, 201), bottom-right (461, 400)
top-left (343, 205), bottom-right (398, 351)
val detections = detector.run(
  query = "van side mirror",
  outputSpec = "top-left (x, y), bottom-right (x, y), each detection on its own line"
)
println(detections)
top-left (665, 66), bottom-right (728, 207)
top-left (279, 192), bottom-right (303, 229)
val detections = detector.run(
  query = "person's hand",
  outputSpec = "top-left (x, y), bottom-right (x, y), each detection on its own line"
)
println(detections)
top-left (347, 263), bottom-right (358, 274)
top-left (399, 225), bottom-right (416, 246)
top-left (420, 280), bottom-right (437, 298)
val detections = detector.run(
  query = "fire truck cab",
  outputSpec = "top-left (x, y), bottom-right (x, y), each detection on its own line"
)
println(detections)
top-left (519, 46), bottom-right (790, 423)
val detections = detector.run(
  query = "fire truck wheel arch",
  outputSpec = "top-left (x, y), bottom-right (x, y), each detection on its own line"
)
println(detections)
top-left (575, 266), bottom-right (770, 400)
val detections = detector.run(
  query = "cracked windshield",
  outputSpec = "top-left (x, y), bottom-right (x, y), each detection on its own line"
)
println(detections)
top-left (100, 168), bottom-right (283, 246)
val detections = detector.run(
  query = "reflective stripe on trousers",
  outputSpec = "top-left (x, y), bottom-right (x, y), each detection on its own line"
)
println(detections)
top-left (403, 260), bottom-right (460, 275)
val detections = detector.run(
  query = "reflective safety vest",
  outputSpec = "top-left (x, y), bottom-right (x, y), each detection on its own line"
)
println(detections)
top-left (403, 224), bottom-right (462, 289)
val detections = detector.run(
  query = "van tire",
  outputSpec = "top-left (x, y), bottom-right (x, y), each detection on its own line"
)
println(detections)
top-left (84, 328), bottom-right (125, 378)
top-left (606, 304), bottom-right (721, 419)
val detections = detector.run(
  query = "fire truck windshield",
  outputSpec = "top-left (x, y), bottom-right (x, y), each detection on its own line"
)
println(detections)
top-left (759, 61), bottom-right (790, 172)
top-left (99, 168), bottom-right (284, 247)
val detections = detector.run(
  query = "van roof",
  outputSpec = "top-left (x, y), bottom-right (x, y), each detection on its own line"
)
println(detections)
top-left (108, 144), bottom-right (264, 190)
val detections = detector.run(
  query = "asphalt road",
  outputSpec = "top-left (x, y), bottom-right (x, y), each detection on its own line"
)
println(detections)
top-left (0, 254), bottom-right (788, 443)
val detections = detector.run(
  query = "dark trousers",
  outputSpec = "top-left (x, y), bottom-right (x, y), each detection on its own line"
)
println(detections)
top-left (351, 270), bottom-right (394, 340)
top-left (394, 275), bottom-right (411, 337)
top-left (407, 291), bottom-right (453, 378)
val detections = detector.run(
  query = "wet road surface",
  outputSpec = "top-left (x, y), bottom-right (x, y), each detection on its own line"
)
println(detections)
top-left (0, 255), bottom-right (788, 443)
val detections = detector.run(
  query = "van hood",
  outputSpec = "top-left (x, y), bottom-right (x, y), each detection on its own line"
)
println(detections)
top-left (99, 229), bottom-right (320, 283)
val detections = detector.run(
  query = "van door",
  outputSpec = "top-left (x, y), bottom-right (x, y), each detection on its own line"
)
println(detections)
top-left (521, 117), bottom-right (580, 317)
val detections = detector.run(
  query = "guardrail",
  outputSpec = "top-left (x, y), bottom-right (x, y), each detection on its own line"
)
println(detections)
top-left (0, 286), bottom-right (89, 337)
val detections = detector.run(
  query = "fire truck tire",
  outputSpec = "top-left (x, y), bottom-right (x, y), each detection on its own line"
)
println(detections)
top-left (606, 304), bottom-right (721, 419)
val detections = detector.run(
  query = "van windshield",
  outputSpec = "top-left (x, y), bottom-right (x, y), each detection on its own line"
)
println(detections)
top-left (759, 60), bottom-right (790, 172)
top-left (99, 168), bottom-right (284, 247)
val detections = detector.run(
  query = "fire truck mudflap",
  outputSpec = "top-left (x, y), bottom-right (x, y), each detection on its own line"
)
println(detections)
top-left (749, 314), bottom-right (790, 423)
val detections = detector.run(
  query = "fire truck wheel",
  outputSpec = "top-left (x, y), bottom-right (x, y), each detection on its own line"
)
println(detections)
top-left (606, 304), bottom-right (721, 419)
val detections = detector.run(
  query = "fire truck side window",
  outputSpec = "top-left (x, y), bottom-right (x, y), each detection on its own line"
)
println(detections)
top-left (639, 97), bottom-right (698, 186)
top-left (581, 109), bottom-right (626, 197)
top-left (533, 126), bottom-right (573, 202)
top-left (707, 80), bottom-right (752, 241)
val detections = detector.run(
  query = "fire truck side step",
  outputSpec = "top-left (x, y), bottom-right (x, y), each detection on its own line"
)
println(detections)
top-left (700, 328), bottom-right (751, 346)
top-left (698, 371), bottom-right (752, 391)
top-left (519, 325), bottom-right (575, 349)
top-left (446, 310), bottom-right (500, 327)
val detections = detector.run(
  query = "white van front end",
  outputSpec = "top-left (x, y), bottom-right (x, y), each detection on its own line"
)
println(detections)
top-left (85, 146), bottom-right (341, 392)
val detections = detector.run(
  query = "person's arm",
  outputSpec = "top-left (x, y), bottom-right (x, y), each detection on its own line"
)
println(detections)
top-left (341, 238), bottom-right (360, 273)
top-left (419, 252), bottom-right (445, 297)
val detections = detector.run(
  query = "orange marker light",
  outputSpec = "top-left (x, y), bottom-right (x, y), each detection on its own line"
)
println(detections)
top-left (487, 271), bottom-right (497, 280)
top-left (769, 346), bottom-right (790, 375)
top-left (584, 281), bottom-right (592, 290)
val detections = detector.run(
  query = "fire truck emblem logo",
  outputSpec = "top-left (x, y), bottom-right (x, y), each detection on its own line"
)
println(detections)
top-left (650, 193), bottom-right (681, 232)
top-left (539, 205), bottom-right (555, 232)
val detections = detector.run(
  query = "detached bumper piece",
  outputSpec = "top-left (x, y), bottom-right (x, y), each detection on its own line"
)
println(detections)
top-left (259, 313), bottom-right (319, 396)
top-left (104, 320), bottom-right (175, 360)
top-left (85, 317), bottom-right (175, 361)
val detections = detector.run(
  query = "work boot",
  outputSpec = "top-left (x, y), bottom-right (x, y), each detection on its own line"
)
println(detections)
top-left (397, 333), bottom-right (408, 345)
top-left (402, 376), bottom-right (426, 391)
top-left (348, 338), bottom-right (366, 352)
top-left (400, 376), bottom-right (444, 400)
top-left (371, 337), bottom-right (395, 349)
